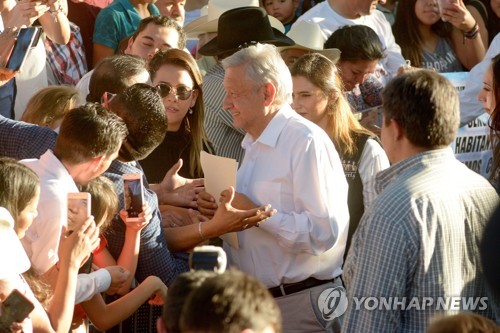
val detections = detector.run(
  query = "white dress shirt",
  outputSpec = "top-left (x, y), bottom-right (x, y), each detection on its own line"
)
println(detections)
top-left (21, 150), bottom-right (79, 275)
top-left (224, 105), bottom-right (350, 288)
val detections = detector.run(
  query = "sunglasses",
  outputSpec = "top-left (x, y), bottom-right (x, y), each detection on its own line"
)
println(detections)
top-left (156, 83), bottom-right (194, 101)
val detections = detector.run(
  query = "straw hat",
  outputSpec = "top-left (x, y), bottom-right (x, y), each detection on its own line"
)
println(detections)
top-left (184, 0), bottom-right (285, 38)
top-left (198, 6), bottom-right (294, 57)
top-left (281, 20), bottom-right (341, 63)
top-left (0, 207), bottom-right (31, 279)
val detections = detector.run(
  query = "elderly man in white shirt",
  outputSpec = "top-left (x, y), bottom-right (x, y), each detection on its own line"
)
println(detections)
top-left (198, 34), bottom-right (349, 333)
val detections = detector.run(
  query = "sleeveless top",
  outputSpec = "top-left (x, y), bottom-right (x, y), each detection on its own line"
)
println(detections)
top-left (341, 133), bottom-right (381, 258)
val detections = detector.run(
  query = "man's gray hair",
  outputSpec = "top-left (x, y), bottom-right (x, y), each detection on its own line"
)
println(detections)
top-left (221, 43), bottom-right (292, 108)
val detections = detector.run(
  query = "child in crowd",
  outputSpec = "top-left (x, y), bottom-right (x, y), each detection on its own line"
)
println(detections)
top-left (261, 0), bottom-right (299, 33)
top-left (0, 157), bottom-right (97, 333)
top-left (21, 86), bottom-right (80, 131)
top-left (75, 176), bottom-right (167, 332)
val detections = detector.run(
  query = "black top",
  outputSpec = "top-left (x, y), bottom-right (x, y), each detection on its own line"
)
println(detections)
top-left (140, 128), bottom-right (202, 183)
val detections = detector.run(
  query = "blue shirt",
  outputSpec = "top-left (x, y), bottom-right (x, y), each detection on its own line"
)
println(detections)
top-left (342, 148), bottom-right (499, 332)
top-left (0, 115), bottom-right (188, 287)
top-left (93, 0), bottom-right (159, 51)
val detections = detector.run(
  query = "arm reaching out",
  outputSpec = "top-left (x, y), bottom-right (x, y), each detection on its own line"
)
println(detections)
top-left (151, 159), bottom-right (204, 208)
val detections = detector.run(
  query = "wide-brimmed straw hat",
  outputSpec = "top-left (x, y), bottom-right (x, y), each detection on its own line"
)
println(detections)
top-left (280, 20), bottom-right (341, 63)
top-left (198, 6), bottom-right (294, 57)
top-left (0, 207), bottom-right (31, 279)
top-left (184, 0), bottom-right (285, 39)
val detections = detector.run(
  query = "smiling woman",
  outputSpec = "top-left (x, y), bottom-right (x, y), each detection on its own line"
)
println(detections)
top-left (140, 48), bottom-right (213, 182)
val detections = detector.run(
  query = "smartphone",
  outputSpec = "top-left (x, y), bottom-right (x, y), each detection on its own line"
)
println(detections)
top-left (436, 0), bottom-right (457, 18)
top-left (122, 174), bottom-right (144, 222)
top-left (6, 27), bottom-right (42, 71)
top-left (189, 245), bottom-right (227, 274)
top-left (0, 289), bottom-right (35, 330)
top-left (67, 192), bottom-right (91, 233)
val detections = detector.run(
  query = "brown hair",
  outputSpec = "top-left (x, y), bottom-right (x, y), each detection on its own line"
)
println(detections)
top-left (382, 69), bottom-right (459, 148)
top-left (149, 48), bottom-right (213, 177)
top-left (21, 86), bottom-right (79, 129)
top-left (80, 176), bottom-right (118, 232)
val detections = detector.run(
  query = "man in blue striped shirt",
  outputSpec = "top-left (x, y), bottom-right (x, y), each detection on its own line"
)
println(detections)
top-left (342, 70), bottom-right (499, 332)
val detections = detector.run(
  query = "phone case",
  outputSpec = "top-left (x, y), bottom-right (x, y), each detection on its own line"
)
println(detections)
top-left (67, 192), bottom-right (91, 232)
top-left (122, 174), bottom-right (144, 222)
top-left (6, 27), bottom-right (42, 71)
top-left (0, 289), bottom-right (34, 329)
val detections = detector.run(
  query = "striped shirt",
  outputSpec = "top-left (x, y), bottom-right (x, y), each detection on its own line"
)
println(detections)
top-left (342, 148), bottom-right (500, 332)
top-left (202, 63), bottom-right (246, 164)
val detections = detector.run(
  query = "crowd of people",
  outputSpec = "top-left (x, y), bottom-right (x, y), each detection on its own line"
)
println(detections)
top-left (0, 0), bottom-right (499, 332)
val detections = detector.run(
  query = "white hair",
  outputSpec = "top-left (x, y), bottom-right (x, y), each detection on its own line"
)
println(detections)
top-left (221, 43), bottom-right (292, 108)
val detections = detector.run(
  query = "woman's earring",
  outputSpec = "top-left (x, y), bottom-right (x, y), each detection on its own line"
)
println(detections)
top-left (188, 108), bottom-right (194, 115)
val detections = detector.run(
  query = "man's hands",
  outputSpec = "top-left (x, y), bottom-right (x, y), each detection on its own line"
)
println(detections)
top-left (212, 187), bottom-right (276, 235)
top-left (154, 159), bottom-right (204, 208)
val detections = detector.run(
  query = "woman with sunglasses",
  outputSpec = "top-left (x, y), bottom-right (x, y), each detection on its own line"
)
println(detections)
top-left (142, 48), bottom-right (213, 185)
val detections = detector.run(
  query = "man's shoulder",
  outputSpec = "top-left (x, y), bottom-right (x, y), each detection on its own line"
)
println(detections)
top-left (298, 1), bottom-right (329, 20)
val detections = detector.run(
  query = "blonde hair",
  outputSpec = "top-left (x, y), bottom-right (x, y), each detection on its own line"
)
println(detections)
top-left (427, 313), bottom-right (500, 333)
top-left (21, 86), bottom-right (80, 129)
top-left (290, 53), bottom-right (374, 156)
top-left (80, 176), bottom-right (119, 233)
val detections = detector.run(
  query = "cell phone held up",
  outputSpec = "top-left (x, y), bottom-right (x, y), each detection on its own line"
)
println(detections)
top-left (0, 289), bottom-right (35, 331)
top-left (67, 192), bottom-right (91, 233)
top-left (122, 174), bottom-right (144, 222)
top-left (189, 246), bottom-right (227, 274)
top-left (6, 26), bottom-right (42, 71)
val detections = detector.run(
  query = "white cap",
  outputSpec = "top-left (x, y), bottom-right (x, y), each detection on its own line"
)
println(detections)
top-left (281, 20), bottom-right (341, 63)
top-left (184, 0), bottom-right (284, 38)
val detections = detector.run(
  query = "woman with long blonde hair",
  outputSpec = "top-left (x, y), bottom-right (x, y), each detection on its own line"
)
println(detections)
top-left (290, 53), bottom-right (389, 255)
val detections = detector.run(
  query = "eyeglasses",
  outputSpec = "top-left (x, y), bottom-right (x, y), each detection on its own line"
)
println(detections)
top-left (101, 92), bottom-right (116, 110)
top-left (156, 83), bottom-right (194, 101)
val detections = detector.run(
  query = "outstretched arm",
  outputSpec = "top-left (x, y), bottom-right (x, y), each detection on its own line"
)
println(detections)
top-left (81, 275), bottom-right (167, 332)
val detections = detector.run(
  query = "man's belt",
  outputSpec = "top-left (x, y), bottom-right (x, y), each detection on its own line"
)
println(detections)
top-left (268, 277), bottom-right (334, 298)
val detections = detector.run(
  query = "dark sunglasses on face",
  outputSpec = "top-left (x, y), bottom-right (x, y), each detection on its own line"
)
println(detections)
top-left (156, 83), bottom-right (194, 101)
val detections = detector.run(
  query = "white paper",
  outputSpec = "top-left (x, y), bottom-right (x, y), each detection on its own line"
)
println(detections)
top-left (200, 151), bottom-right (239, 248)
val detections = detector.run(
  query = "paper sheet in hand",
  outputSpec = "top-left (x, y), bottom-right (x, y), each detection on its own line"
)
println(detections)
top-left (200, 151), bottom-right (239, 248)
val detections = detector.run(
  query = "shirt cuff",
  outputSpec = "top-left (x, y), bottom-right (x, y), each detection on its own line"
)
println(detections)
top-left (75, 268), bottom-right (111, 304)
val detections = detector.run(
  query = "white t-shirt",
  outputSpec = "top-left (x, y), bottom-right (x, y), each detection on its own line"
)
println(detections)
top-left (295, 1), bottom-right (406, 80)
